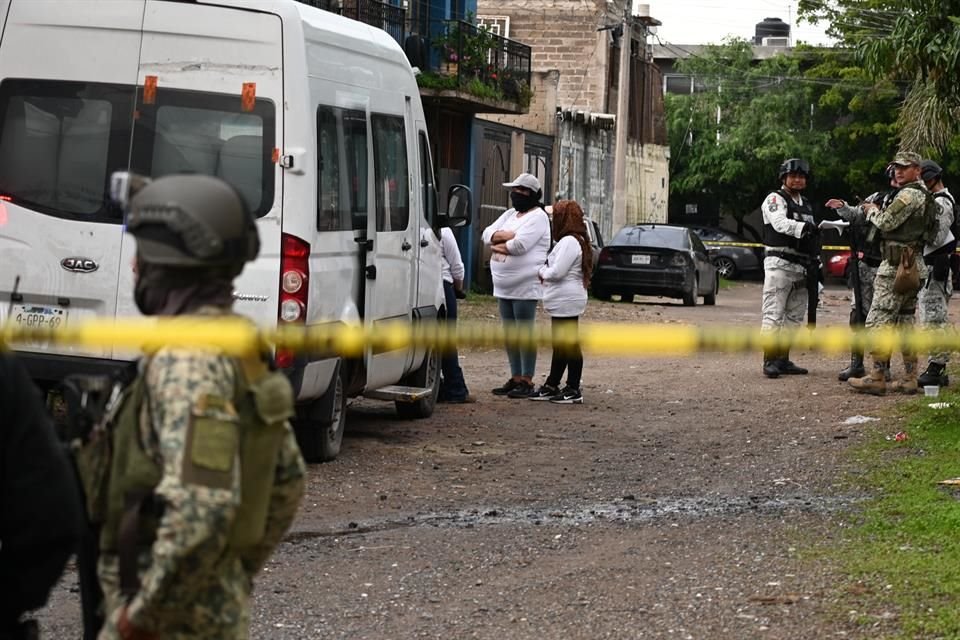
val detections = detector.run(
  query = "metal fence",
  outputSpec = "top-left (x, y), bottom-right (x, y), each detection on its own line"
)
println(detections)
top-left (431, 20), bottom-right (532, 103)
top-left (299, 0), bottom-right (406, 47)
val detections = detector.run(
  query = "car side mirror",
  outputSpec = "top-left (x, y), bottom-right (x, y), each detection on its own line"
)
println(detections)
top-left (440, 184), bottom-right (472, 228)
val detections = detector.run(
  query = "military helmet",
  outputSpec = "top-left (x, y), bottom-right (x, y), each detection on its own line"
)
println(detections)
top-left (126, 174), bottom-right (260, 268)
top-left (920, 159), bottom-right (943, 182)
top-left (778, 158), bottom-right (811, 181)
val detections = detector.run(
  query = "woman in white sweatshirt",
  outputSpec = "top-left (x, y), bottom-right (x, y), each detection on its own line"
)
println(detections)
top-left (530, 200), bottom-right (593, 404)
top-left (481, 173), bottom-right (551, 399)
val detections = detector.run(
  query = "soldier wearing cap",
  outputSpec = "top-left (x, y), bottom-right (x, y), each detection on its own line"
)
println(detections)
top-left (94, 174), bottom-right (306, 639)
top-left (849, 151), bottom-right (931, 395)
top-left (825, 165), bottom-right (897, 382)
top-left (916, 159), bottom-right (955, 387)
top-left (759, 158), bottom-right (817, 378)
top-left (482, 172), bottom-right (551, 398)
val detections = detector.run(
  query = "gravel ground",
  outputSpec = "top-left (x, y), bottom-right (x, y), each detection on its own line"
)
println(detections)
top-left (39, 281), bottom-right (920, 639)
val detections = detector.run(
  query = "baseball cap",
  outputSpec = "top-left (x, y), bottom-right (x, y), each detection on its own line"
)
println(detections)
top-left (890, 151), bottom-right (922, 167)
top-left (920, 159), bottom-right (943, 181)
top-left (502, 172), bottom-right (541, 192)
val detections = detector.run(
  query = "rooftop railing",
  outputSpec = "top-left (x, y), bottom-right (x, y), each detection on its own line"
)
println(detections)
top-left (300, 0), bottom-right (406, 47)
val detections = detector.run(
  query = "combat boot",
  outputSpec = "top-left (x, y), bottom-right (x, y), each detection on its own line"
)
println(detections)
top-left (838, 350), bottom-right (865, 382)
top-left (777, 349), bottom-right (808, 375)
top-left (889, 357), bottom-right (919, 394)
top-left (762, 349), bottom-right (781, 379)
top-left (849, 363), bottom-right (886, 395)
top-left (918, 362), bottom-right (949, 388)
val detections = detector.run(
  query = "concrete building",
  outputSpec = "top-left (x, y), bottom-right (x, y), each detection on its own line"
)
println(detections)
top-left (475, 0), bottom-right (669, 248)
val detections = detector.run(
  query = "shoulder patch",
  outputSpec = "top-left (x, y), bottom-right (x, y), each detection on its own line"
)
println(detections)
top-left (182, 395), bottom-right (239, 489)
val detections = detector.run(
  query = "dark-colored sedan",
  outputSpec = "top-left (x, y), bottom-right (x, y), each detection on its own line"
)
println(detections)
top-left (689, 226), bottom-right (763, 280)
top-left (592, 224), bottom-right (718, 306)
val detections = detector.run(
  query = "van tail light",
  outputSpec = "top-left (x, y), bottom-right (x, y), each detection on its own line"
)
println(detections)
top-left (598, 248), bottom-right (613, 265)
top-left (276, 233), bottom-right (310, 369)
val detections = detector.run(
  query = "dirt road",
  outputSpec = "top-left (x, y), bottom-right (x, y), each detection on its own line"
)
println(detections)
top-left (42, 282), bottom-right (914, 639)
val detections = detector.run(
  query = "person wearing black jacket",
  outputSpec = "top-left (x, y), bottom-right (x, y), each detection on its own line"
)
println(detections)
top-left (0, 353), bottom-right (83, 639)
top-left (759, 158), bottom-right (817, 378)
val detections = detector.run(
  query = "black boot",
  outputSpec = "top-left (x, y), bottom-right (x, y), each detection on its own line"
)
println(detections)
top-left (838, 351), bottom-right (865, 381)
top-left (763, 350), bottom-right (781, 378)
top-left (918, 362), bottom-right (949, 387)
top-left (777, 349), bottom-right (808, 375)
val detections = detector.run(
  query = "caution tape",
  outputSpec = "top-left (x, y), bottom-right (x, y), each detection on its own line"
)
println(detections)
top-left (704, 240), bottom-right (850, 251)
top-left (2, 318), bottom-right (959, 358)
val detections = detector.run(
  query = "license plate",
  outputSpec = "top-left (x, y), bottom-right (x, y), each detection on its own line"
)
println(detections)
top-left (11, 304), bottom-right (68, 331)
top-left (631, 254), bottom-right (651, 265)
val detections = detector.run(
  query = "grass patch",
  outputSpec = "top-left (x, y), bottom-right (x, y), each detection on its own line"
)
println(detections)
top-left (831, 387), bottom-right (960, 637)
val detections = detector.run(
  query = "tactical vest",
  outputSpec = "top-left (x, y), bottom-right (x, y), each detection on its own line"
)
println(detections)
top-left (763, 190), bottom-right (816, 255)
top-left (101, 354), bottom-right (294, 560)
top-left (882, 184), bottom-right (929, 246)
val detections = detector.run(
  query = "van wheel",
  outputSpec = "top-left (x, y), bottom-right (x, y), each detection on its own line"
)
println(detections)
top-left (396, 348), bottom-right (440, 419)
top-left (294, 372), bottom-right (346, 463)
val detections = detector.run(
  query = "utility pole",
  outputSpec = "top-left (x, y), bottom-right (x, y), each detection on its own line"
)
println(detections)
top-left (611, 2), bottom-right (631, 231)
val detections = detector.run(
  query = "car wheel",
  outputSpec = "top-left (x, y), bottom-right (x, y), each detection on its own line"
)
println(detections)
top-left (704, 275), bottom-right (718, 305)
top-left (713, 256), bottom-right (737, 280)
top-left (396, 348), bottom-right (440, 419)
top-left (682, 277), bottom-right (698, 306)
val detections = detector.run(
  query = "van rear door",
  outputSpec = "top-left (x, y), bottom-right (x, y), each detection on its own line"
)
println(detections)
top-left (0, 0), bottom-right (144, 364)
top-left (122, 0), bottom-right (283, 327)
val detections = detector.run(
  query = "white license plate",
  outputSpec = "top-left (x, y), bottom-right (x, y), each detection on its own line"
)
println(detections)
top-left (631, 254), bottom-right (651, 265)
top-left (11, 304), bottom-right (68, 331)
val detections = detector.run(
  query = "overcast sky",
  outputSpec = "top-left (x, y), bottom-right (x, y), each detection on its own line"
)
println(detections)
top-left (646, 0), bottom-right (835, 46)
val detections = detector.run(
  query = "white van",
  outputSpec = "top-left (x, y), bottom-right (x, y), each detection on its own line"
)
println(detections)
top-left (0, 0), bottom-right (471, 461)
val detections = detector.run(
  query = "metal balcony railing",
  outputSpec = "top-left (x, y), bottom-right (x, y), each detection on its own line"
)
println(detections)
top-left (429, 20), bottom-right (532, 105)
top-left (299, 0), bottom-right (406, 47)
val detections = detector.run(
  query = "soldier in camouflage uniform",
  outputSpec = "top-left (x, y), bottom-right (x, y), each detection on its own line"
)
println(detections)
top-left (917, 159), bottom-right (955, 387)
top-left (849, 152), bottom-right (931, 395)
top-left (96, 175), bottom-right (306, 640)
top-left (825, 165), bottom-right (896, 381)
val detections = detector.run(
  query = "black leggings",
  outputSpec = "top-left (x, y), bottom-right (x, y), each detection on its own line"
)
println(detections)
top-left (546, 316), bottom-right (583, 389)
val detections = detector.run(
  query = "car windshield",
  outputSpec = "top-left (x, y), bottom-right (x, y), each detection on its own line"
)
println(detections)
top-left (613, 226), bottom-right (689, 249)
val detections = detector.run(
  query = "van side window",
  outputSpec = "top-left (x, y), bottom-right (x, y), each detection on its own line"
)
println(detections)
top-left (371, 114), bottom-right (408, 232)
top-left (418, 130), bottom-right (437, 228)
top-left (343, 109), bottom-right (368, 231)
top-left (317, 106), bottom-right (367, 232)
top-left (0, 80), bottom-right (134, 221)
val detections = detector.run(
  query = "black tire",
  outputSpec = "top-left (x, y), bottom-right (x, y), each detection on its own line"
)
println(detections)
top-left (704, 275), bottom-right (718, 305)
top-left (682, 277), bottom-right (698, 306)
top-left (618, 292), bottom-right (634, 303)
top-left (713, 256), bottom-right (738, 280)
top-left (294, 371), bottom-right (347, 463)
top-left (396, 348), bottom-right (440, 419)
top-left (592, 286), bottom-right (611, 301)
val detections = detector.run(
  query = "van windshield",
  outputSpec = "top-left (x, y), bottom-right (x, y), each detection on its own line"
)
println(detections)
top-left (0, 79), bottom-right (276, 222)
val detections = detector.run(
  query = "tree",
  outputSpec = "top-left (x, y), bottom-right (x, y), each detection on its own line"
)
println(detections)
top-left (798, 0), bottom-right (960, 153)
top-left (665, 40), bottom-right (900, 228)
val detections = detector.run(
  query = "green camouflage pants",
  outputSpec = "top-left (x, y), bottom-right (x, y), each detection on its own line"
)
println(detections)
top-left (864, 273), bottom-right (918, 364)
top-left (919, 274), bottom-right (952, 365)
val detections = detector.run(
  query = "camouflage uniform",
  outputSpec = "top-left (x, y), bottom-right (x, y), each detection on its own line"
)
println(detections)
top-left (97, 326), bottom-right (306, 640)
top-left (919, 186), bottom-right (955, 368)
top-left (833, 203), bottom-right (879, 316)
top-left (850, 178), bottom-right (930, 393)
top-left (91, 174), bottom-right (306, 639)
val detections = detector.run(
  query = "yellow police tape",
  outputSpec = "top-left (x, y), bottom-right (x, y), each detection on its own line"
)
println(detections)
top-left (1, 317), bottom-right (957, 358)
top-left (704, 240), bottom-right (850, 251)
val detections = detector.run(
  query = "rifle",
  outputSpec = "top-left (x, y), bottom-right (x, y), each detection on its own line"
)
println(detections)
top-left (58, 367), bottom-right (133, 640)
top-left (806, 225), bottom-right (822, 327)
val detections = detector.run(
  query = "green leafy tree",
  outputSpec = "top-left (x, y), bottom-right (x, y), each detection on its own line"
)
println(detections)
top-left (666, 40), bottom-right (902, 230)
top-left (798, 0), bottom-right (960, 153)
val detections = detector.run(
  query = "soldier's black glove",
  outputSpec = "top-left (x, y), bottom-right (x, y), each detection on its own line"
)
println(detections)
top-left (801, 221), bottom-right (818, 238)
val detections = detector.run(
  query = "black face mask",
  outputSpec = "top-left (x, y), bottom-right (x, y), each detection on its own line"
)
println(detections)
top-left (510, 191), bottom-right (539, 213)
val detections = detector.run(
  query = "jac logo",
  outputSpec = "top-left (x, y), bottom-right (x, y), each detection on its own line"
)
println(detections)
top-left (60, 257), bottom-right (99, 273)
